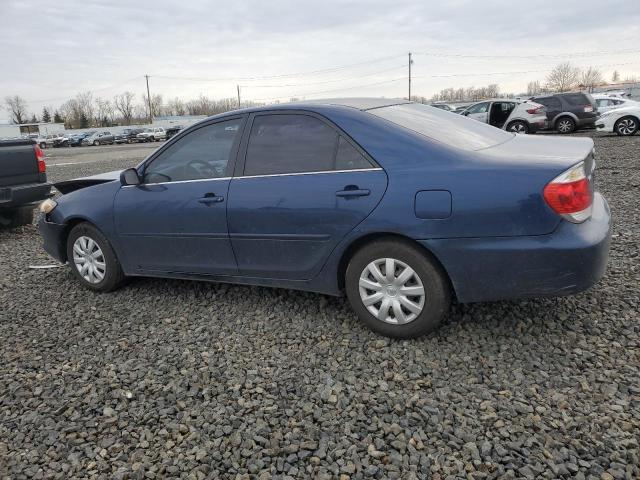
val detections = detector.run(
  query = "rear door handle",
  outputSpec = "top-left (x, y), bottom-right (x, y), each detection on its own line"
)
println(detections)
top-left (198, 193), bottom-right (225, 204)
top-left (336, 186), bottom-right (370, 198)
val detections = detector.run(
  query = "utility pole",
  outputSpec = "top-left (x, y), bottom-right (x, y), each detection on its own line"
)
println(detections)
top-left (408, 52), bottom-right (413, 100)
top-left (237, 85), bottom-right (241, 108)
top-left (145, 75), bottom-right (152, 124)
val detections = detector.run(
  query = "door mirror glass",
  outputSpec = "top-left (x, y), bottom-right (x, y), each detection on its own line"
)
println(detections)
top-left (120, 168), bottom-right (141, 186)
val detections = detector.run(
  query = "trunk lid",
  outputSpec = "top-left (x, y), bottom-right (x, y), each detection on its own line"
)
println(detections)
top-left (0, 139), bottom-right (42, 187)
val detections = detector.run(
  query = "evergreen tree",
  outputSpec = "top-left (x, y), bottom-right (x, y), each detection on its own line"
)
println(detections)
top-left (30, 114), bottom-right (38, 123)
top-left (79, 112), bottom-right (89, 128)
top-left (42, 107), bottom-right (51, 123)
top-left (53, 111), bottom-right (63, 123)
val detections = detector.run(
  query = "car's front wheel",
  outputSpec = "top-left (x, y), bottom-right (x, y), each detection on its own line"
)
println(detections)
top-left (507, 120), bottom-right (529, 134)
top-left (615, 116), bottom-right (638, 136)
top-left (66, 223), bottom-right (125, 292)
top-left (345, 239), bottom-right (450, 339)
top-left (39, 142), bottom-right (46, 149)
top-left (93, 140), bottom-right (99, 146)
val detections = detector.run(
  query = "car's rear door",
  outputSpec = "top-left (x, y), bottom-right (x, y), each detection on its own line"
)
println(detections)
top-left (114, 117), bottom-right (245, 275)
top-left (226, 112), bottom-right (387, 280)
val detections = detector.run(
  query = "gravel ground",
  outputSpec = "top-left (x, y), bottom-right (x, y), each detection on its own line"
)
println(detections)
top-left (1, 133), bottom-right (638, 479)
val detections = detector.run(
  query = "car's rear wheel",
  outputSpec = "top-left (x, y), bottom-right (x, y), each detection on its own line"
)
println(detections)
top-left (39, 142), bottom-right (46, 149)
top-left (93, 140), bottom-right (99, 146)
top-left (345, 239), bottom-right (450, 339)
top-left (556, 116), bottom-right (576, 134)
top-left (614, 116), bottom-right (638, 136)
top-left (507, 120), bottom-right (529, 134)
top-left (66, 223), bottom-right (125, 292)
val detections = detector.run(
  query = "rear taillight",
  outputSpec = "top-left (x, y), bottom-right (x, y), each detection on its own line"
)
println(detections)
top-left (34, 144), bottom-right (46, 173)
top-left (583, 104), bottom-right (594, 113)
top-left (526, 106), bottom-right (543, 114)
top-left (543, 162), bottom-right (593, 223)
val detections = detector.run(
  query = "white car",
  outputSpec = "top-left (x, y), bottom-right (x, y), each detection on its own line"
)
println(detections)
top-left (593, 94), bottom-right (640, 114)
top-left (460, 98), bottom-right (547, 134)
top-left (596, 106), bottom-right (639, 136)
top-left (136, 127), bottom-right (166, 142)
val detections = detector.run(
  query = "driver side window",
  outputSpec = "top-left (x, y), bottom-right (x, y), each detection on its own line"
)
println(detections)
top-left (143, 119), bottom-right (242, 183)
top-left (468, 102), bottom-right (489, 114)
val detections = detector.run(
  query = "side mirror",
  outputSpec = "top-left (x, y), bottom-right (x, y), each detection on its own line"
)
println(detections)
top-left (462, 111), bottom-right (469, 116)
top-left (120, 168), bottom-right (141, 186)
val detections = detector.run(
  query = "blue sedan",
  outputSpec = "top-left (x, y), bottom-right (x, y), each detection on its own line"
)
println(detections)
top-left (38, 99), bottom-right (611, 338)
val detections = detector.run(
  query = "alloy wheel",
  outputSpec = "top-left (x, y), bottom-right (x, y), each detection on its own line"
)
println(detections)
top-left (72, 236), bottom-right (106, 284)
top-left (358, 258), bottom-right (425, 324)
top-left (557, 119), bottom-right (573, 133)
top-left (617, 118), bottom-right (637, 136)
top-left (509, 122), bottom-right (527, 133)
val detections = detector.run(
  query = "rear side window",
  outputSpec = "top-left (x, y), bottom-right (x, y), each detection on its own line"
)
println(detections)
top-left (369, 103), bottom-right (512, 151)
top-left (244, 115), bottom-right (338, 176)
top-left (335, 136), bottom-right (373, 170)
top-left (536, 97), bottom-right (562, 110)
top-left (563, 93), bottom-right (590, 105)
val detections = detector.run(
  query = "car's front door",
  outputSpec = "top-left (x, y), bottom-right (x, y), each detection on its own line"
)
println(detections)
top-left (227, 112), bottom-right (387, 280)
top-left (114, 117), bottom-right (244, 275)
top-left (464, 102), bottom-right (490, 123)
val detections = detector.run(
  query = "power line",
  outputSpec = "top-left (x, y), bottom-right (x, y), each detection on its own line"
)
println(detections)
top-left (239, 65), bottom-right (406, 88)
top-left (415, 48), bottom-right (640, 59)
top-left (152, 54), bottom-right (405, 83)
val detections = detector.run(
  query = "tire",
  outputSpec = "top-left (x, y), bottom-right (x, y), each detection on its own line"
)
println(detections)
top-left (506, 120), bottom-right (529, 134)
top-left (66, 222), bottom-right (126, 292)
top-left (93, 140), bottom-right (99, 146)
top-left (0, 207), bottom-right (34, 228)
top-left (345, 239), bottom-right (450, 339)
top-left (39, 142), bottom-right (46, 149)
top-left (556, 116), bottom-right (576, 134)
top-left (614, 116), bottom-right (638, 136)
top-left (150, 136), bottom-right (155, 142)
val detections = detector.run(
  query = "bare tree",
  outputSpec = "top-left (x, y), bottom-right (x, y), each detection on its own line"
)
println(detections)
top-left (95, 98), bottom-right (115, 126)
top-left (580, 67), bottom-right (604, 92)
top-left (166, 97), bottom-right (186, 116)
top-left (4, 95), bottom-right (28, 124)
top-left (114, 92), bottom-right (135, 125)
top-left (142, 94), bottom-right (163, 118)
top-left (526, 81), bottom-right (542, 96)
top-left (546, 62), bottom-right (579, 92)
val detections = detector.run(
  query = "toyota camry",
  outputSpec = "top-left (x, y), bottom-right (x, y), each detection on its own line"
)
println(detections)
top-left (38, 98), bottom-right (611, 338)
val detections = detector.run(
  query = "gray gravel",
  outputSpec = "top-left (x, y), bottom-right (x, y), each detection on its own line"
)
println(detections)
top-left (1, 133), bottom-right (638, 479)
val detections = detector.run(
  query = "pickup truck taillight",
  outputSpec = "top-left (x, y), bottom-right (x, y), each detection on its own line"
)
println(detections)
top-left (543, 162), bottom-right (593, 223)
top-left (34, 144), bottom-right (46, 173)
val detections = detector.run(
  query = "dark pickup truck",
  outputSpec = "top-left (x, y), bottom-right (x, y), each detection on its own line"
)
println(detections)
top-left (0, 139), bottom-right (51, 227)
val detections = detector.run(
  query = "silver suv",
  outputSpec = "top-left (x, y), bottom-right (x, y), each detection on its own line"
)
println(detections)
top-left (460, 99), bottom-right (547, 134)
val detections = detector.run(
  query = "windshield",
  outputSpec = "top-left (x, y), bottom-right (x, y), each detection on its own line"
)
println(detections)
top-left (368, 103), bottom-right (513, 151)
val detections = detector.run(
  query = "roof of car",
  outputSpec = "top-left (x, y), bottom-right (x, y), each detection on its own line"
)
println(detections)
top-left (268, 97), bottom-right (412, 111)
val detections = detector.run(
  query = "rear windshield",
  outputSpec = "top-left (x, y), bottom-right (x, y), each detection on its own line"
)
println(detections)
top-left (368, 103), bottom-right (513, 151)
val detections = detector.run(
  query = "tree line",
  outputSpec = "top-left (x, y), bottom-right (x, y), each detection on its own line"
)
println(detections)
top-left (3, 63), bottom-right (638, 125)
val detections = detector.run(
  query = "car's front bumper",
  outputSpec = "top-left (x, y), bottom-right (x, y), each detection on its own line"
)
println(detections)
top-left (38, 215), bottom-right (67, 262)
top-left (596, 115), bottom-right (617, 132)
top-left (421, 193), bottom-right (611, 303)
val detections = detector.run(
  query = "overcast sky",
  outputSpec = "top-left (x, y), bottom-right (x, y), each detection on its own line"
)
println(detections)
top-left (1, 0), bottom-right (639, 122)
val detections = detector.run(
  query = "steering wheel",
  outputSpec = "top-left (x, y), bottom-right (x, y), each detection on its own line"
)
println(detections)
top-left (186, 159), bottom-right (225, 177)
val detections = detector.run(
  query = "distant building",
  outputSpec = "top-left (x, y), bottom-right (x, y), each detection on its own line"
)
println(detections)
top-left (0, 122), bottom-right (65, 139)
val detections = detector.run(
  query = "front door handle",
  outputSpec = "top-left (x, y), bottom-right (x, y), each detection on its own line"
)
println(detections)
top-left (336, 185), bottom-right (370, 198)
top-left (198, 193), bottom-right (225, 204)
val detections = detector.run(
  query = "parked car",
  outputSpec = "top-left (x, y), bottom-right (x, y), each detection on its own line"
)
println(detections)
top-left (530, 92), bottom-right (598, 134)
top-left (53, 133), bottom-right (71, 148)
top-left (460, 98), bottom-right (547, 133)
top-left (38, 98), bottom-right (610, 339)
top-left (82, 131), bottom-right (115, 146)
top-left (596, 105), bottom-right (639, 136)
top-left (69, 132), bottom-right (95, 147)
top-left (592, 94), bottom-right (640, 114)
top-left (34, 134), bottom-right (60, 149)
top-left (0, 139), bottom-right (51, 227)
top-left (453, 105), bottom-right (470, 114)
top-left (114, 128), bottom-right (145, 144)
top-left (165, 125), bottom-right (183, 140)
top-left (136, 127), bottom-right (166, 142)
top-left (430, 103), bottom-right (454, 112)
